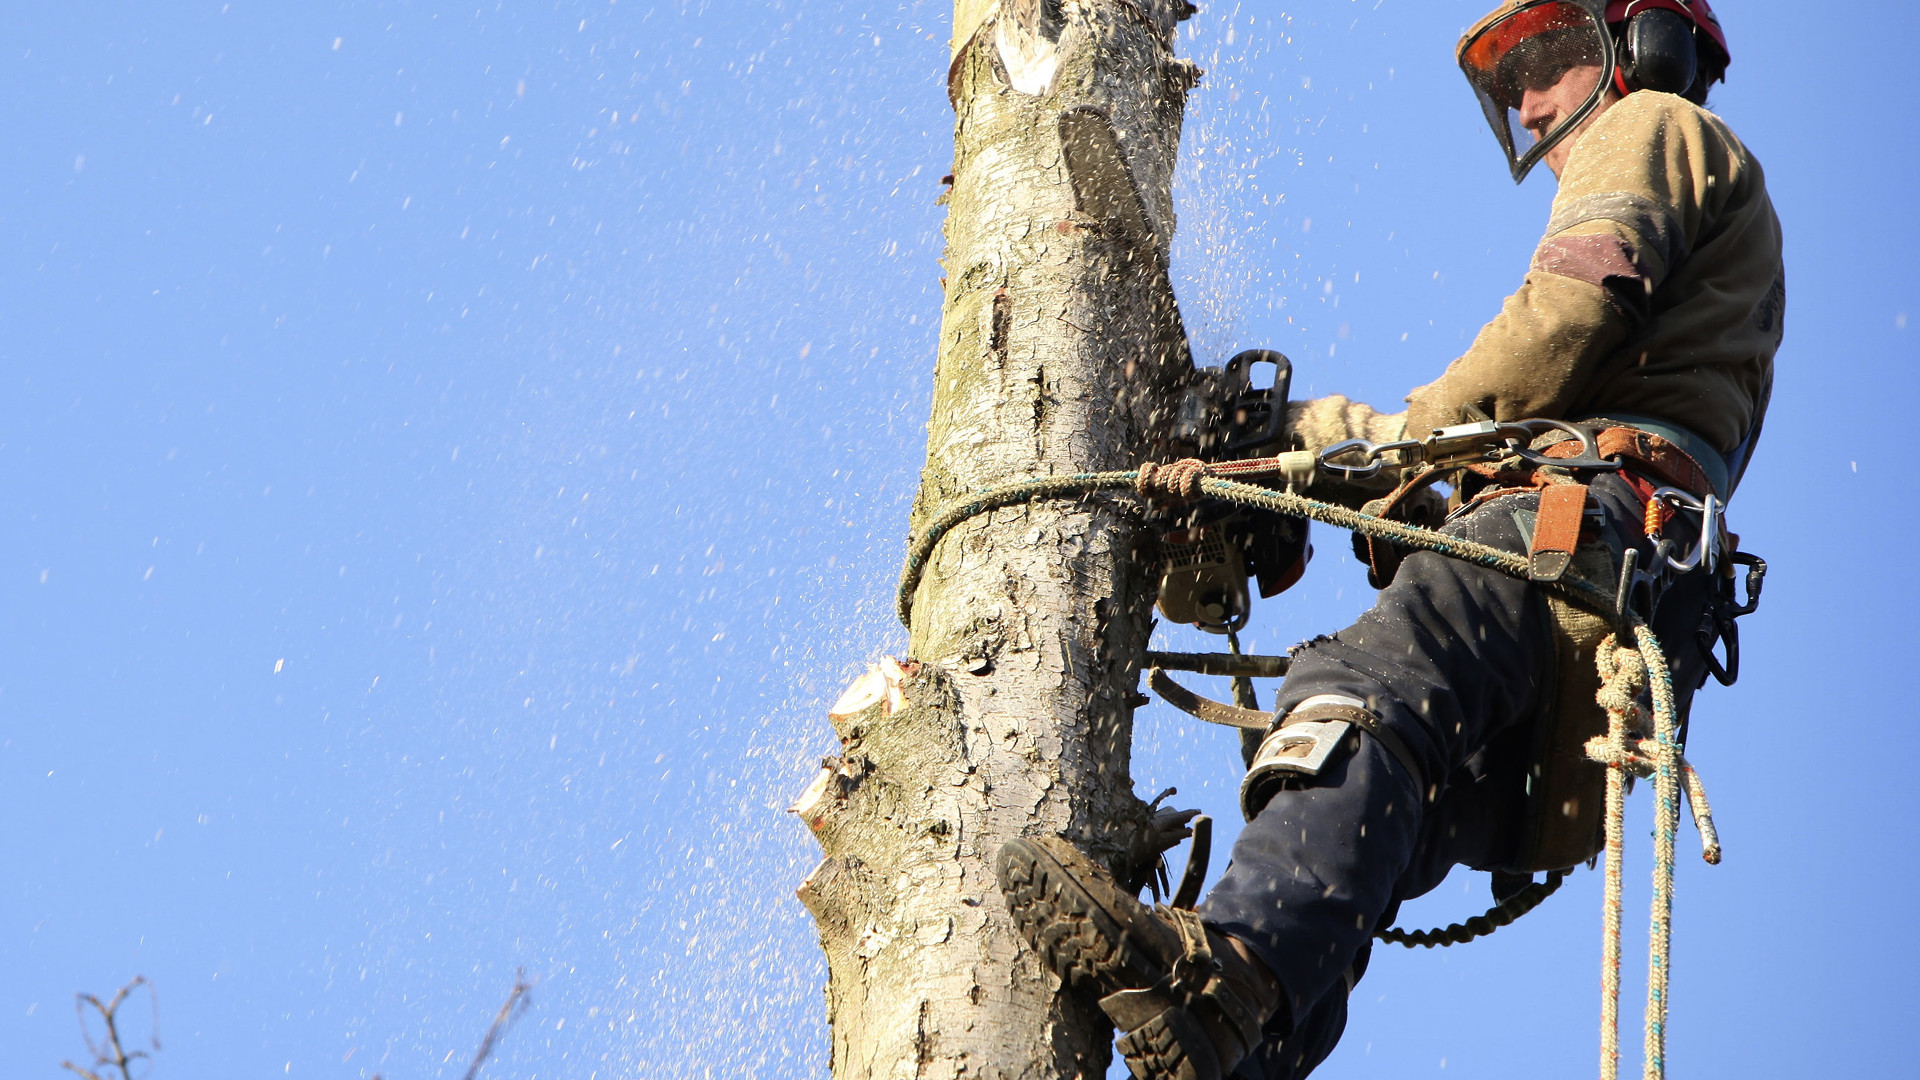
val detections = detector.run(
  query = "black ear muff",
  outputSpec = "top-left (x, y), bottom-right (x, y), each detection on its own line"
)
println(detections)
top-left (1620, 9), bottom-right (1698, 95)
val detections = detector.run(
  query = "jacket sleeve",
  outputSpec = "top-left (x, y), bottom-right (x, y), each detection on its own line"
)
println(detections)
top-left (1403, 93), bottom-right (1721, 437)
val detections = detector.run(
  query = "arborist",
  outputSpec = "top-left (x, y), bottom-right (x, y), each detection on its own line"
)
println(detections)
top-left (995, 2), bottom-right (1783, 1078)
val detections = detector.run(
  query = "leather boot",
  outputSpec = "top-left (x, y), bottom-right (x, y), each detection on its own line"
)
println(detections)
top-left (997, 836), bottom-right (1281, 1080)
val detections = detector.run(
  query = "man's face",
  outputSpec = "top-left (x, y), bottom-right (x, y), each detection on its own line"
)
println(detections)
top-left (1517, 62), bottom-right (1617, 178)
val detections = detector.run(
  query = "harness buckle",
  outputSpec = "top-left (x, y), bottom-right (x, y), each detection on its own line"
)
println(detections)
top-left (1246, 719), bottom-right (1354, 777)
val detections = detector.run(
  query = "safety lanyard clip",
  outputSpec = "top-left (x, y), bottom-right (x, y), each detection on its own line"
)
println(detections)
top-left (1314, 417), bottom-right (1623, 482)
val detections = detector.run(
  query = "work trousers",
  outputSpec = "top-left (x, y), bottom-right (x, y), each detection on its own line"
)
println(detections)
top-left (1200, 471), bottom-right (1714, 1079)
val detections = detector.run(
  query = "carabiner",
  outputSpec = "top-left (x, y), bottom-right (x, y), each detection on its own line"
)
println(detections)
top-left (1316, 438), bottom-right (1389, 481)
top-left (1725, 551), bottom-right (1767, 617)
top-left (1697, 609), bottom-right (1741, 686)
top-left (1505, 418), bottom-right (1623, 472)
top-left (1696, 552), bottom-right (1765, 686)
top-left (1647, 488), bottom-right (1723, 575)
top-left (1410, 420), bottom-right (1520, 469)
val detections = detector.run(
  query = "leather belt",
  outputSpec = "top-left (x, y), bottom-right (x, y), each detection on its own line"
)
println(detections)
top-left (1542, 425), bottom-right (1718, 500)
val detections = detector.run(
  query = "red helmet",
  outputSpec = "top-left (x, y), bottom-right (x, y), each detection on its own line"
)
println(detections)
top-left (1459, 0), bottom-right (1732, 182)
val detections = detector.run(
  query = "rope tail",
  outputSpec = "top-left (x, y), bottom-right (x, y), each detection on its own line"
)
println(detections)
top-left (1593, 635), bottom-right (1645, 1080)
top-left (1588, 623), bottom-right (1717, 1080)
top-left (1637, 622), bottom-right (1681, 1080)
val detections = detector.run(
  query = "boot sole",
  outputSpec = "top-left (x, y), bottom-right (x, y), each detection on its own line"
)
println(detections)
top-left (995, 836), bottom-right (1173, 998)
top-left (1116, 1009), bottom-right (1218, 1080)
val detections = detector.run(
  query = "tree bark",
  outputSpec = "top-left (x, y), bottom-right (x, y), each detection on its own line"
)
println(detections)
top-left (794, 2), bottom-right (1201, 1076)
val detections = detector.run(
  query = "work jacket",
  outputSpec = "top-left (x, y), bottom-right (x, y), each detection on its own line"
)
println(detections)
top-left (1296, 91), bottom-right (1785, 484)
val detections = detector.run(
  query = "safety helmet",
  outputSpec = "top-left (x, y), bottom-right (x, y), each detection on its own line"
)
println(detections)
top-left (1458, 0), bottom-right (1732, 182)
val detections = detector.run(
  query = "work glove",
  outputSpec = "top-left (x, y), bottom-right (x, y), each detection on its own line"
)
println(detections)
top-left (1285, 395), bottom-right (1408, 506)
top-left (1285, 394), bottom-right (1407, 450)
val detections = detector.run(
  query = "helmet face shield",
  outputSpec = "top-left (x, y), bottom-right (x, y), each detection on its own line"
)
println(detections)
top-left (1459, 1), bottom-right (1615, 182)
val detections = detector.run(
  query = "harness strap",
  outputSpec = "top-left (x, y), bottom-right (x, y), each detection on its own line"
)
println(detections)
top-left (1279, 702), bottom-right (1427, 802)
top-left (1568, 413), bottom-right (1733, 500)
top-left (1528, 482), bottom-right (1591, 582)
top-left (1161, 904), bottom-right (1216, 996)
top-left (1147, 667), bottom-right (1270, 730)
top-left (1355, 467), bottom-right (1452, 589)
top-left (1237, 700), bottom-right (1431, 820)
top-left (1151, 671), bottom-right (1427, 797)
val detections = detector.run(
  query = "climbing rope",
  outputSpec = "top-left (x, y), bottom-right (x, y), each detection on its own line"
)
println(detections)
top-left (900, 455), bottom-right (1726, 1080)
top-left (898, 470), bottom-right (1135, 626)
top-left (1587, 628), bottom-right (1721, 1080)
top-left (896, 468), bottom-right (1621, 628)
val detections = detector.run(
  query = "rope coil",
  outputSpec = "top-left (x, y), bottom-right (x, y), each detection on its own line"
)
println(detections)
top-left (1136, 458), bottom-right (1212, 503)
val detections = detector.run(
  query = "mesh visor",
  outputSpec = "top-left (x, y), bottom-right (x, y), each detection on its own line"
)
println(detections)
top-left (1459, 2), bottom-right (1612, 181)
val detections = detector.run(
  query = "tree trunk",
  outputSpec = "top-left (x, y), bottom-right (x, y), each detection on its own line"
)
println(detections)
top-left (794, 2), bottom-right (1201, 1076)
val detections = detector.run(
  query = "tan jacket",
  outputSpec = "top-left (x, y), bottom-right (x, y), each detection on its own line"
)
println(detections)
top-left (1296, 92), bottom-right (1784, 466)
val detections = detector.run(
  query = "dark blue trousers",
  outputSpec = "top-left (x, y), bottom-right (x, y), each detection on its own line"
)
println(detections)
top-left (1201, 473), bottom-right (1713, 1079)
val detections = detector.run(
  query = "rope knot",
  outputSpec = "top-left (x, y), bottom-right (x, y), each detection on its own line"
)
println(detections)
top-left (1137, 458), bottom-right (1212, 504)
top-left (1594, 635), bottom-right (1651, 729)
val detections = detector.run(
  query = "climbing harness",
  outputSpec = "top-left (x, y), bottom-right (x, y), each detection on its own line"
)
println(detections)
top-left (898, 427), bottom-right (1757, 1080)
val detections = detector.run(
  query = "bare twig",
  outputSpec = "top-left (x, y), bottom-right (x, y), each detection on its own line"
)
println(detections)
top-left (62, 976), bottom-right (158, 1080)
top-left (461, 969), bottom-right (534, 1080)
top-left (61, 970), bottom-right (528, 1080)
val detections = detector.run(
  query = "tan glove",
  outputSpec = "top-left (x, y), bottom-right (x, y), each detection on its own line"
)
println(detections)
top-left (1286, 395), bottom-right (1407, 450)
top-left (1286, 396), bottom-right (1408, 501)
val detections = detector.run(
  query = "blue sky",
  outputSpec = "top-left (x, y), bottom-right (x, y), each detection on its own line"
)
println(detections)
top-left (2, 1), bottom-right (1915, 1076)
